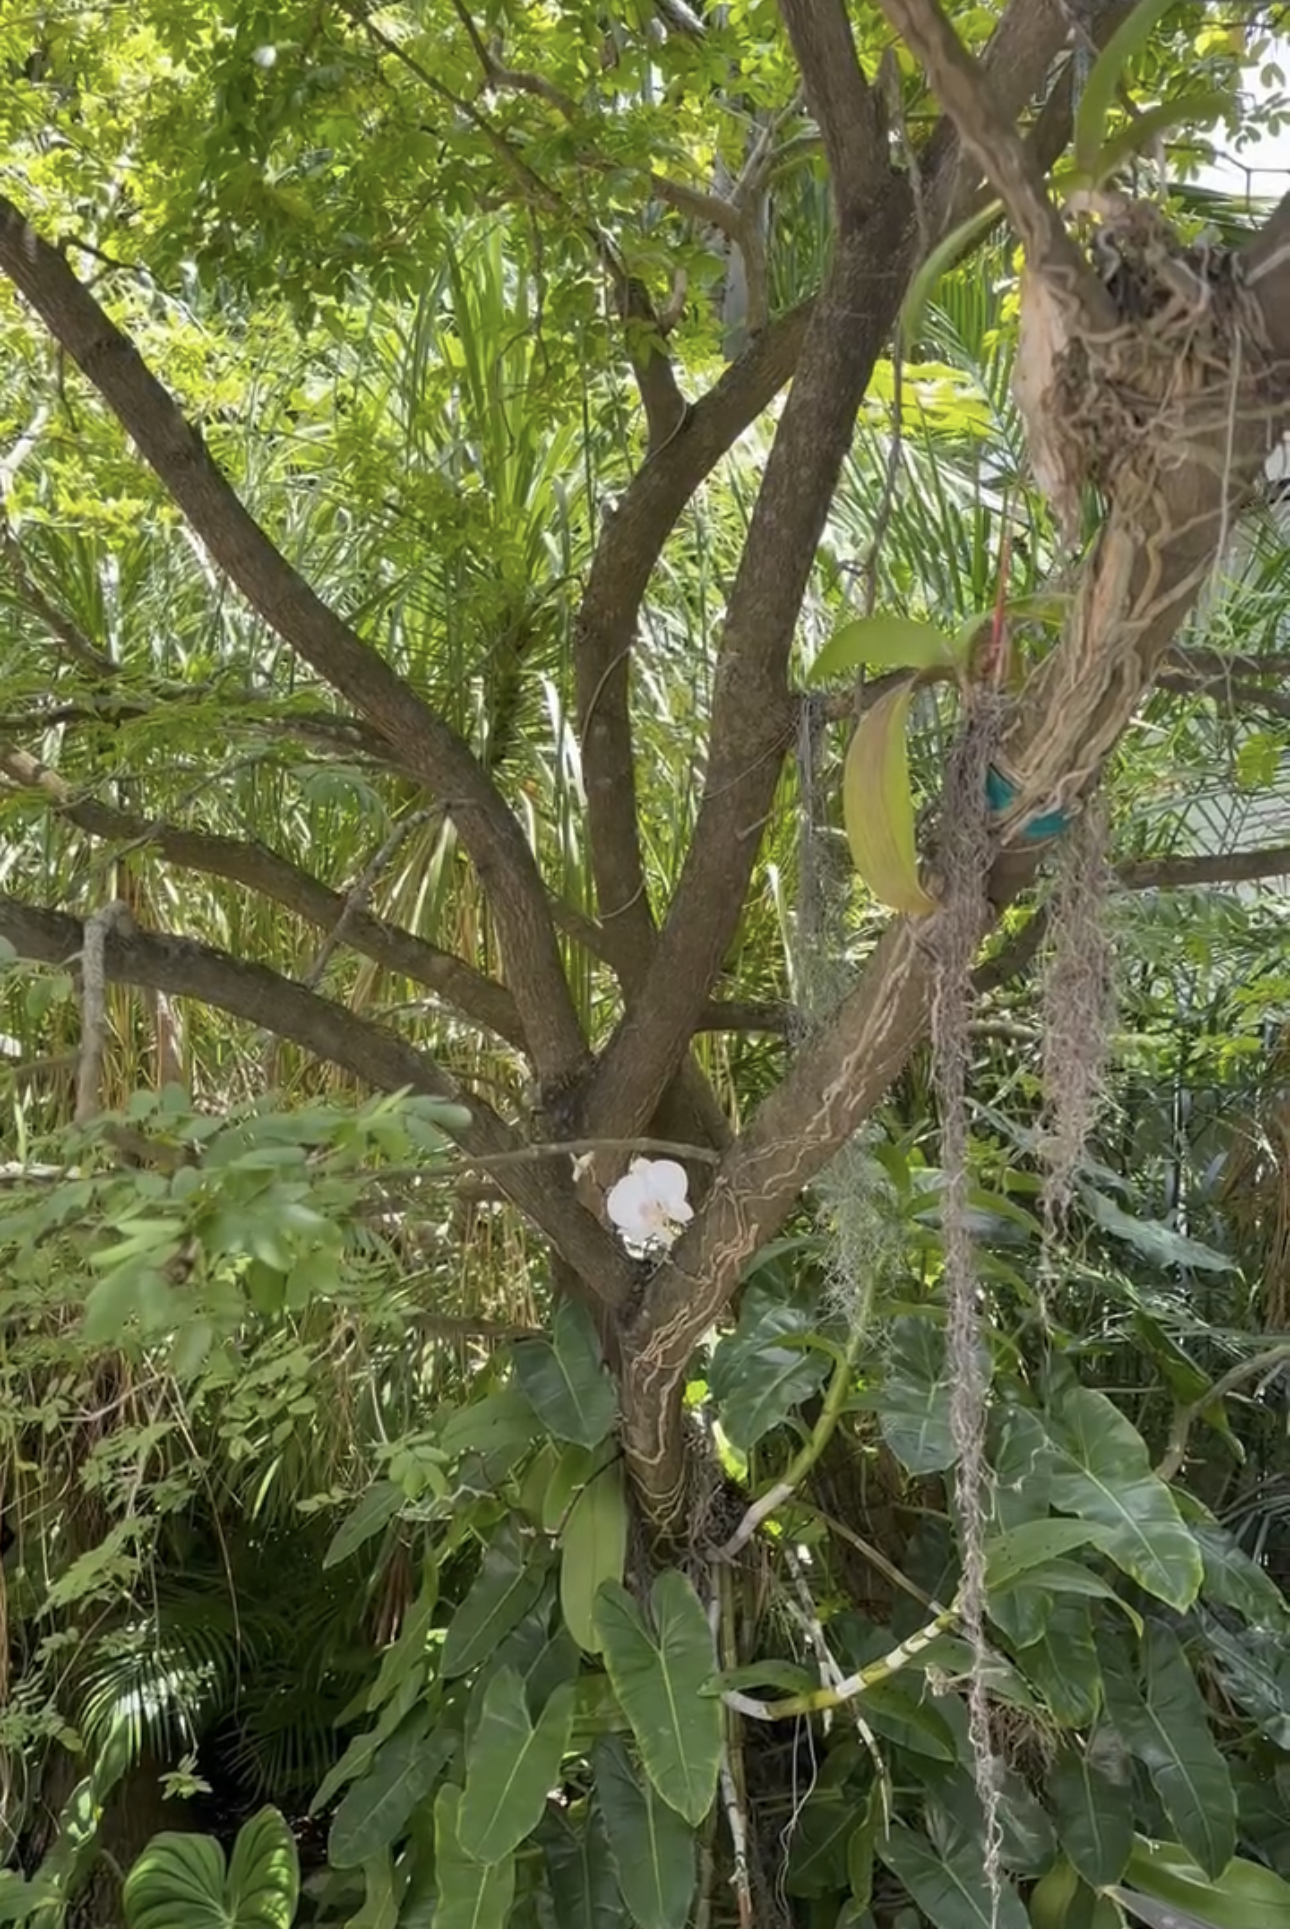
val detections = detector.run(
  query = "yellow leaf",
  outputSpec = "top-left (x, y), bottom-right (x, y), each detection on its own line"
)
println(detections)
top-left (842, 684), bottom-right (938, 917)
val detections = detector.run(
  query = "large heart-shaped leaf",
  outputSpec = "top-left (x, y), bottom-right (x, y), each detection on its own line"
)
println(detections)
top-left (1102, 1628), bottom-right (1235, 1878)
top-left (1118, 1837), bottom-right (1290, 1929)
top-left (594, 1571), bottom-right (721, 1824)
top-left (879, 1823), bottom-right (1028, 1929)
top-left (459, 1669), bottom-right (576, 1863)
top-left (1045, 1387), bottom-right (1202, 1610)
top-left (433, 1788), bottom-right (514, 1929)
top-left (1048, 1742), bottom-right (1134, 1888)
top-left (708, 1284), bottom-right (830, 1449)
top-left (327, 1714), bottom-right (453, 1869)
top-left (841, 682), bottom-right (938, 916)
top-left (442, 1518), bottom-right (549, 1678)
top-left (877, 1318), bottom-right (956, 1473)
top-left (513, 1300), bottom-right (617, 1448)
top-left (559, 1457), bottom-right (628, 1654)
top-left (540, 1807), bottom-right (621, 1929)
top-left (593, 1738), bottom-right (695, 1929)
top-left (124, 1808), bottom-right (298, 1929)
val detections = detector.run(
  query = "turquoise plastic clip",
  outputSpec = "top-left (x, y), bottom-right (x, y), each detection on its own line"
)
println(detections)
top-left (985, 765), bottom-right (1070, 844)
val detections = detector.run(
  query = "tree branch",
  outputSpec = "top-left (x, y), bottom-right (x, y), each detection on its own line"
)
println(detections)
top-left (0, 195), bottom-right (587, 1089)
top-left (0, 895), bottom-right (635, 1304)
top-left (875, 0), bottom-right (1113, 328)
top-left (577, 4), bottom-right (911, 1140)
top-left (0, 747), bottom-right (527, 1048)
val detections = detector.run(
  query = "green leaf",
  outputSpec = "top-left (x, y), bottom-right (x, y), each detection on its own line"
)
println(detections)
top-left (327, 1714), bottom-right (453, 1869)
top-left (559, 1458), bottom-right (628, 1655)
top-left (900, 200), bottom-right (1003, 344)
top-left (593, 1738), bottom-right (696, 1929)
top-left (540, 1807), bottom-right (621, 1929)
top-left (1030, 1858), bottom-right (1126, 1929)
top-left (1103, 1627), bottom-right (1235, 1879)
top-left (459, 1670), bottom-right (576, 1863)
top-left (1119, 1836), bottom-right (1290, 1929)
top-left (848, 1790), bottom-right (880, 1913)
top-left (1048, 1744), bottom-right (1134, 1888)
top-left (1022, 1597), bottom-right (1103, 1728)
top-left (124, 1808), bottom-right (299, 1929)
top-left (513, 1300), bottom-right (617, 1448)
top-left (440, 1389), bottom-right (542, 1460)
top-left (985, 1519), bottom-right (1112, 1591)
top-left (1193, 1522), bottom-right (1290, 1628)
top-left (879, 1318), bottom-right (956, 1473)
top-left (594, 1572), bottom-right (721, 1825)
top-left (1085, 91), bottom-right (1236, 184)
top-left (1079, 1190), bottom-right (1233, 1275)
top-left (543, 1442), bottom-right (603, 1534)
top-left (785, 1783), bottom-right (857, 1898)
top-left (1045, 1387), bottom-right (1202, 1610)
top-left (323, 1481), bottom-right (404, 1570)
top-left (879, 1824), bottom-right (1029, 1929)
top-left (708, 1284), bottom-right (830, 1449)
top-left (809, 615), bottom-right (960, 681)
top-left (1072, 0), bottom-right (1178, 175)
top-left (442, 1518), bottom-right (549, 1678)
top-left (345, 1851), bottom-right (398, 1929)
top-left (842, 683), bottom-right (938, 916)
top-left (433, 1787), bottom-right (514, 1929)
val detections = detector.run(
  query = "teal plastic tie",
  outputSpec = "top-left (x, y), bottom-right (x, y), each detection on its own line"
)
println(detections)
top-left (985, 765), bottom-right (1070, 843)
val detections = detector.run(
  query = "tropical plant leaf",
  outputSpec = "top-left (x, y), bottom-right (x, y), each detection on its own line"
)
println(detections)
top-left (593, 1738), bottom-right (695, 1929)
top-left (327, 1714), bottom-right (454, 1869)
top-left (441, 1518), bottom-right (549, 1678)
top-left (879, 1823), bottom-right (1029, 1929)
top-left (440, 1389), bottom-right (542, 1460)
top-left (841, 682), bottom-right (938, 916)
top-left (594, 1571), bottom-right (721, 1824)
top-left (559, 1458), bottom-right (628, 1654)
top-left (708, 1284), bottom-right (830, 1449)
top-left (900, 200), bottom-right (1003, 343)
top-left (433, 1787), bottom-right (515, 1929)
top-left (1022, 1596), bottom-right (1103, 1728)
top-left (322, 1481), bottom-right (404, 1570)
top-left (985, 1518), bottom-right (1112, 1591)
top-left (1118, 1836), bottom-right (1290, 1929)
top-left (540, 1807), bottom-right (621, 1929)
top-left (1045, 1387), bottom-right (1202, 1609)
top-left (124, 1808), bottom-right (299, 1929)
top-left (1102, 1627), bottom-right (1235, 1878)
top-left (1030, 1858), bottom-right (1126, 1929)
top-left (878, 1317), bottom-right (956, 1473)
top-left (512, 1300), bottom-right (617, 1448)
top-left (1048, 1743), bottom-right (1134, 1888)
top-left (809, 614), bottom-right (960, 681)
top-left (459, 1670), bottom-right (576, 1863)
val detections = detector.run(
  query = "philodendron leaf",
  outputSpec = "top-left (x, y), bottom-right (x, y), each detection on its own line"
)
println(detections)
top-left (1102, 1628), bottom-right (1235, 1879)
top-left (1118, 1836), bottom-right (1290, 1929)
top-left (842, 682), bottom-right (938, 916)
top-left (433, 1787), bottom-right (514, 1929)
top-left (124, 1807), bottom-right (299, 1929)
top-left (1045, 1387), bottom-right (1202, 1610)
top-left (878, 1317), bottom-right (956, 1474)
top-left (459, 1669), bottom-right (576, 1863)
top-left (441, 1517), bottom-right (549, 1678)
top-left (540, 1806), bottom-right (621, 1929)
top-left (513, 1299), bottom-right (617, 1448)
top-left (809, 615), bottom-right (960, 682)
top-left (593, 1738), bottom-right (696, 1929)
top-left (708, 1283), bottom-right (830, 1449)
top-left (559, 1456), bottom-right (628, 1654)
top-left (879, 1824), bottom-right (1029, 1929)
top-left (327, 1714), bottom-right (454, 1868)
top-left (1047, 1743), bottom-right (1134, 1888)
top-left (323, 1480), bottom-right (403, 1570)
top-left (594, 1571), bottom-right (722, 1824)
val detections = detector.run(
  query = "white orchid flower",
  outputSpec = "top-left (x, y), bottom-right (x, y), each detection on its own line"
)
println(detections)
top-left (605, 1157), bottom-right (693, 1252)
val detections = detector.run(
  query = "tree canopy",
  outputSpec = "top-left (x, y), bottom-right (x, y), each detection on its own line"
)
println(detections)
top-left (4, 2), bottom-right (1290, 1926)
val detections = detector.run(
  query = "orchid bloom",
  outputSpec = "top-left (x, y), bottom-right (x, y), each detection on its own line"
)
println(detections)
top-left (605, 1157), bottom-right (693, 1252)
